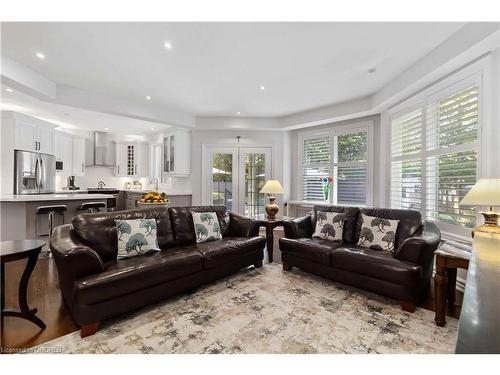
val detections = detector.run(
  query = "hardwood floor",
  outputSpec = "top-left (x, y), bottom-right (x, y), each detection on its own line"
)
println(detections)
top-left (1, 256), bottom-right (77, 350)
top-left (0, 229), bottom-right (462, 351)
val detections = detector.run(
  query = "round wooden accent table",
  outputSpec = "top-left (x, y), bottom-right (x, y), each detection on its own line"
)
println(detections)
top-left (1, 240), bottom-right (47, 331)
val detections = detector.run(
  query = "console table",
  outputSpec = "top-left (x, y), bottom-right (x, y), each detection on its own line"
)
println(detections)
top-left (1, 240), bottom-right (47, 331)
top-left (455, 232), bottom-right (500, 353)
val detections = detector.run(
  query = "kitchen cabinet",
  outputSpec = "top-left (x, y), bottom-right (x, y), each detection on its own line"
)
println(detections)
top-left (14, 115), bottom-right (56, 155)
top-left (72, 137), bottom-right (86, 176)
top-left (55, 132), bottom-right (73, 176)
top-left (115, 141), bottom-right (149, 177)
top-left (162, 129), bottom-right (190, 177)
top-left (125, 191), bottom-right (143, 209)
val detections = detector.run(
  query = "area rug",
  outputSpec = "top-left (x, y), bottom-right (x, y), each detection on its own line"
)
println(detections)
top-left (37, 264), bottom-right (459, 353)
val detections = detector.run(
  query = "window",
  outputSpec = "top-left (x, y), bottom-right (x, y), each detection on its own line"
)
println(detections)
top-left (390, 81), bottom-right (479, 232)
top-left (300, 124), bottom-right (371, 205)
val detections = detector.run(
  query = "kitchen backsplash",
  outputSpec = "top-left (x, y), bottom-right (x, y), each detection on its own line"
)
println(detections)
top-left (56, 167), bottom-right (192, 193)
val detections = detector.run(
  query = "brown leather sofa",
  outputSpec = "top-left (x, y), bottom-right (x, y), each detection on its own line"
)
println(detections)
top-left (279, 205), bottom-right (441, 312)
top-left (51, 206), bottom-right (264, 337)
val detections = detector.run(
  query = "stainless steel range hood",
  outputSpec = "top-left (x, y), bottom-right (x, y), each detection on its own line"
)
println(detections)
top-left (86, 131), bottom-right (116, 167)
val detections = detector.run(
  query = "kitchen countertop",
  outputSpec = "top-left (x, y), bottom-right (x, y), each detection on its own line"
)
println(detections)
top-left (0, 193), bottom-right (114, 202)
top-left (121, 189), bottom-right (192, 195)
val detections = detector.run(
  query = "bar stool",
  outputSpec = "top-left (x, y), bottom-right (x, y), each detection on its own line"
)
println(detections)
top-left (35, 205), bottom-right (67, 256)
top-left (76, 202), bottom-right (106, 213)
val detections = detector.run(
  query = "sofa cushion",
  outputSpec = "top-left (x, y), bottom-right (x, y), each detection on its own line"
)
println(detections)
top-left (280, 238), bottom-right (344, 265)
top-left (180, 236), bottom-right (265, 268)
top-left (72, 208), bottom-right (175, 263)
top-left (74, 249), bottom-right (204, 305)
top-left (312, 211), bottom-right (345, 242)
top-left (354, 208), bottom-right (421, 248)
top-left (311, 205), bottom-right (359, 244)
top-left (192, 212), bottom-right (223, 243)
top-left (357, 214), bottom-right (399, 252)
top-left (169, 206), bottom-right (230, 245)
top-left (331, 246), bottom-right (423, 287)
top-left (115, 218), bottom-right (160, 258)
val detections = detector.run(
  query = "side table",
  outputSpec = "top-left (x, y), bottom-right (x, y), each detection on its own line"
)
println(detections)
top-left (1, 239), bottom-right (47, 331)
top-left (259, 218), bottom-right (286, 263)
top-left (434, 248), bottom-right (470, 327)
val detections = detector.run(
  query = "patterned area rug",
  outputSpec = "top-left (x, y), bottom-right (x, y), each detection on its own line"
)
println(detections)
top-left (37, 264), bottom-right (458, 353)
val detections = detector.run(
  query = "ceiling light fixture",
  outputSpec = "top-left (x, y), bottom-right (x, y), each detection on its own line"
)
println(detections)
top-left (36, 52), bottom-right (46, 60)
top-left (368, 68), bottom-right (376, 74)
top-left (150, 127), bottom-right (155, 131)
top-left (104, 127), bottom-right (109, 131)
top-left (164, 42), bottom-right (173, 50)
top-left (146, 96), bottom-right (151, 100)
top-left (236, 111), bottom-right (241, 115)
top-left (5, 88), bottom-right (14, 93)
top-left (260, 85), bottom-right (265, 91)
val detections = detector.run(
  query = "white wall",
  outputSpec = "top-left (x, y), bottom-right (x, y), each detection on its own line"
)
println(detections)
top-left (190, 129), bottom-right (289, 212)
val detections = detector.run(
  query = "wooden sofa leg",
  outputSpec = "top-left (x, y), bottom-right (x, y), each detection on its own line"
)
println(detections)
top-left (254, 260), bottom-right (263, 268)
top-left (282, 262), bottom-right (292, 271)
top-left (399, 301), bottom-right (416, 313)
top-left (81, 322), bottom-right (99, 338)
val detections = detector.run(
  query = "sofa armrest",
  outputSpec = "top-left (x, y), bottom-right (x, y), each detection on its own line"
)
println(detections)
top-left (283, 215), bottom-right (313, 239)
top-left (228, 212), bottom-right (261, 237)
top-left (394, 220), bottom-right (441, 280)
top-left (51, 224), bottom-right (105, 282)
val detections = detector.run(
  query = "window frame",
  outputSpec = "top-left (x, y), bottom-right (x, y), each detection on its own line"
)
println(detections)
top-left (298, 120), bottom-right (374, 206)
top-left (388, 71), bottom-right (483, 237)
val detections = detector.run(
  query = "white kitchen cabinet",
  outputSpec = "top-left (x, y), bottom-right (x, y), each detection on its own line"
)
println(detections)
top-left (162, 129), bottom-right (190, 177)
top-left (13, 114), bottom-right (56, 155)
top-left (72, 137), bottom-right (86, 176)
top-left (115, 141), bottom-right (148, 177)
top-left (55, 132), bottom-right (73, 176)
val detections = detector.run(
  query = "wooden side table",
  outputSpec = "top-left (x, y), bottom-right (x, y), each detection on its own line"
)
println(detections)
top-left (434, 248), bottom-right (470, 327)
top-left (1, 239), bottom-right (47, 331)
top-left (259, 218), bottom-right (286, 263)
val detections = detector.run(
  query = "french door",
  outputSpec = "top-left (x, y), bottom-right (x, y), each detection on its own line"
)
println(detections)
top-left (204, 146), bottom-right (272, 219)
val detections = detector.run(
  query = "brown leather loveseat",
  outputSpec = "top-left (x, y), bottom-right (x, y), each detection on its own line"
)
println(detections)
top-left (279, 205), bottom-right (441, 312)
top-left (51, 206), bottom-right (264, 337)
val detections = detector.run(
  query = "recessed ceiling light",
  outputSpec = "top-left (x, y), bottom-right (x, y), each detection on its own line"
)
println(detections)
top-left (236, 111), bottom-right (241, 115)
top-left (260, 85), bottom-right (265, 91)
top-left (150, 127), bottom-right (155, 131)
top-left (36, 52), bottom-right (46, 60)
top-left (104, 127), bottom-right (109, 131)
top-left (368, 68), bottom-right (376, 74)
top-left (5, 88), bottom-right (14, 93)
top-left (164, 42), bottom-right (173, 50)
top-left (146, 96), bottom-right (151, 100)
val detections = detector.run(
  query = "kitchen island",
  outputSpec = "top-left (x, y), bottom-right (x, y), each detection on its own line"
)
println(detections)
top-left (0, 193), bottom-right (113, 242)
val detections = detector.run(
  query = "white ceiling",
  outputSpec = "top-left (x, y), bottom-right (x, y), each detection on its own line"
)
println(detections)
top-left (1, 22), bottom-right (465, 117)
top-left (1, 85), bottom-right (171, 135)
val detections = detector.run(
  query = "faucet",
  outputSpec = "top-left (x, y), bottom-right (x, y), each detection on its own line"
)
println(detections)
top-left (150, 177), bottom-right (159, 191)
top-left (97, 181), bottom-right (106, 189)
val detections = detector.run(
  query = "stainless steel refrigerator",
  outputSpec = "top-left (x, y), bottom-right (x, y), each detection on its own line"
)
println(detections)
top-left (14, 150), bottom-right (56, 194)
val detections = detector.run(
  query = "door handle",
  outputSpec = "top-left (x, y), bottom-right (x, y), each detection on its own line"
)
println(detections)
top-left (118, 165), bottom-right (120, 174)
top-left (34, 157), bottom-right (40, 189)
top-left (82, 163), bottom-right (84, 173)
top-left (39, 157), bottom-right (44, 189)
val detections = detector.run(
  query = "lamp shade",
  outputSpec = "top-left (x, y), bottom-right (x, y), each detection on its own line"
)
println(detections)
top-left (259, 180), bottom-right (284, 195)
top-left (460, 179), bottom-right (500, 207)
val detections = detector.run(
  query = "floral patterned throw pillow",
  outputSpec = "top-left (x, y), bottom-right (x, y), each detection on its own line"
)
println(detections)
top-left (312, 211), bottom-right (345, 242)
top-left (192, 212), bottom-right (222, 243)
top-left (115, 218), bottom-right (160, 259)
top-left (357, 214), bottom-right (399, 252)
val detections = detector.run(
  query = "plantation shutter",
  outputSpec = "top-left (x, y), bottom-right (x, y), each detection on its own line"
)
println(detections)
top-left (302, 135), bottom-right (330, 201)
top-left (390, 109), bottom-right (423, 210)
top-left (390, 82), bottom-right (479, 231)
top-left (425, 85), bottom-right (479, 228)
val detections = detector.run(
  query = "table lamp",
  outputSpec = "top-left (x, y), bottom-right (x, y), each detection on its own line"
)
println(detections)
top-left (259, 180), bottom-right (284, 220)
top-left (460, 178), bottom-right (500, 235)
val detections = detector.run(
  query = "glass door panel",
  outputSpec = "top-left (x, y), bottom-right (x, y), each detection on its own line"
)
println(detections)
top-left (211, 152), bottom-right (234, 211)
top-left (239, 148), bottom-right (271, 219)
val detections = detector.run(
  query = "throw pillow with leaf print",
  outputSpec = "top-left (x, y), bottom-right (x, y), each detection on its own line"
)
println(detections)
top-left (357, 214), bottom-right (399, 252)
top-left (192, 212), bottom-right (222, 243)
top-left (115, 218), bottom-right (160, 259)
top-left (312, 211), bottom-right (345, 242)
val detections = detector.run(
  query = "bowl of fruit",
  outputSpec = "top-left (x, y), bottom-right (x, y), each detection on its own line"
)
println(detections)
top-left (137, 191), bottom-right (170, 208)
